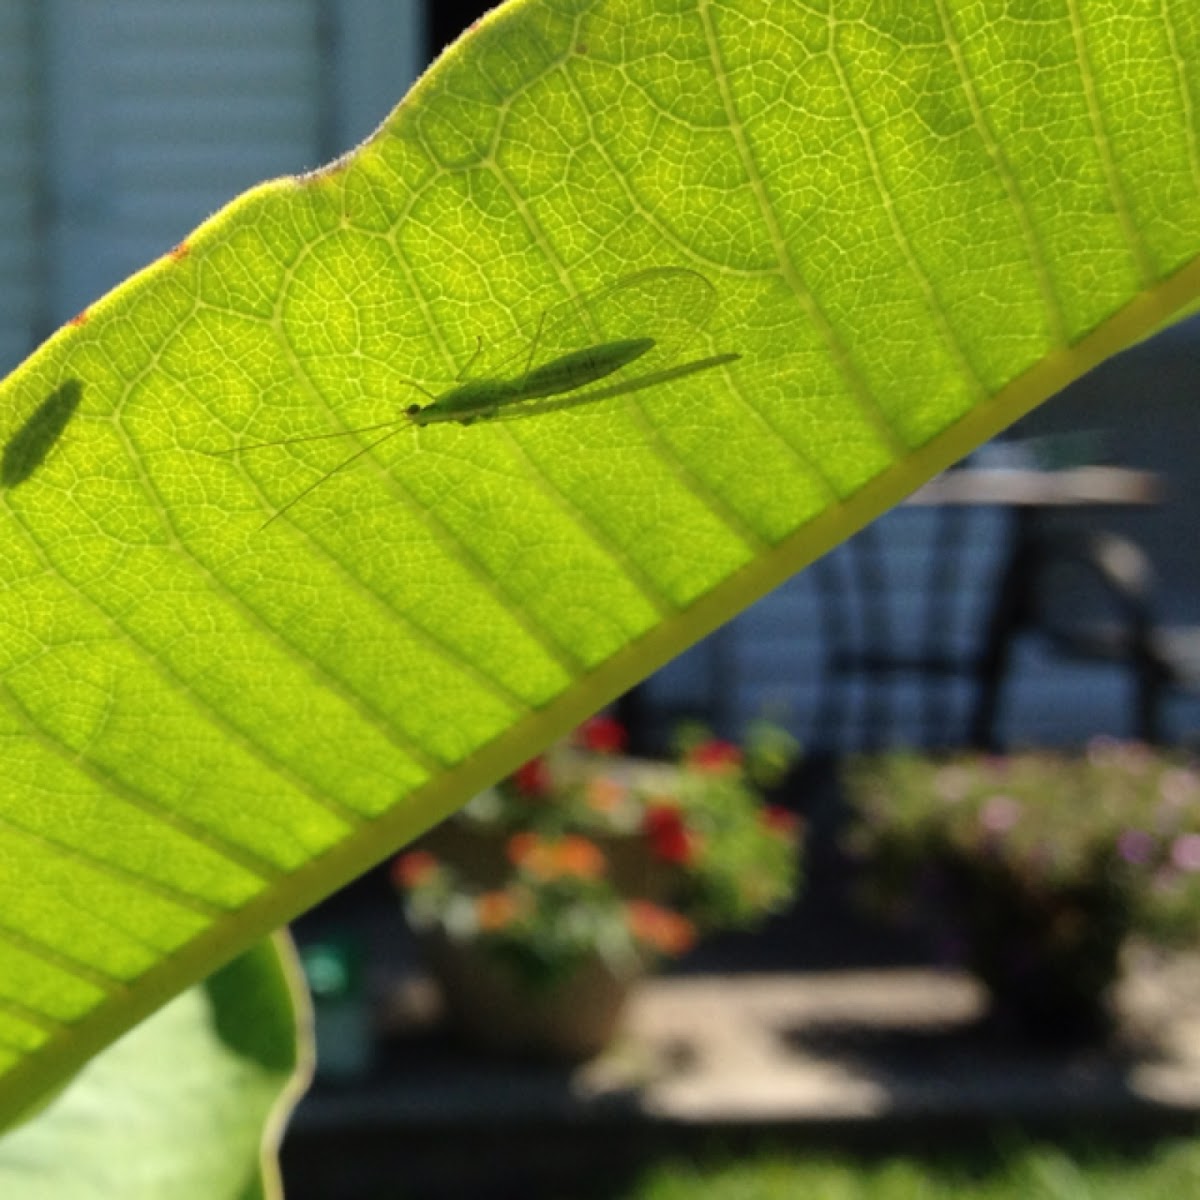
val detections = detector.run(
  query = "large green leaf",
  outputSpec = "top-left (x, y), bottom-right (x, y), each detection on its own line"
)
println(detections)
top-left (0, 934), bottom-right (309, 1198)
top-left (0, 0), bottom-right (1198, 1126)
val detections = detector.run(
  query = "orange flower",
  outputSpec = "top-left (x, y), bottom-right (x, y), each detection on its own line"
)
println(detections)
top-left (585, 775), bottom-right (628, 814)
top-left (476, 889), bottom-right (522, 932)
top-left (626, 900), bottom-right (697, 957)
top-left (391, 849), bottom-right (439, 891)
top-left (506, 831), bottom-right (559, 879)
top-left (686, 739), bottom-right (743, 774)
top-left (574, 715), bottom-right (627, 755)
top-left (509, 832), bottom-right (607, 880)
top-left (506, 830), bottom-right (543, 868)
top-left (554, 834), bottom-right (608, 880)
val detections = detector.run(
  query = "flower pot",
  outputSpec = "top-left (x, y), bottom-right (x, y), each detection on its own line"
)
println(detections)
top-left (941, 855), bottom-right (1133, 1042)
top-left (425, 933), bottom-right (637, 1059)
top-left (842, 746), bottom-right (1200, 1045)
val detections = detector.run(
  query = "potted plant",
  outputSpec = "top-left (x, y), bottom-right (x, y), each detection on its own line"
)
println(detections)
top-left (843, 740), bottom-right (1200, 1040)
top-left (393, 715), bottom-right (803, 1057)
top-left (421, 715), bottom-right (802, 920)
top-left (392, 835), bottom-right (697, 1057)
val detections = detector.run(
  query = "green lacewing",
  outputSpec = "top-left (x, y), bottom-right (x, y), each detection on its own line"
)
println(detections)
top-left (215, 267), bottom-right (739, 525)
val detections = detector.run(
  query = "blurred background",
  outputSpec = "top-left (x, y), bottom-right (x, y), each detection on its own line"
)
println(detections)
top-left (6, 2), bottom-right (1200, 1198)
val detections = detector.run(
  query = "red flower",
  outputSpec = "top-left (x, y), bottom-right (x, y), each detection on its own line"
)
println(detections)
top-left (626, 900), bottom-right (697, 957)
top-left (391, 849), bottom-right (439, 891)
top-left (575, 715), bottom-right (627, 755)
top-left (761, 804), bottom-right (801, 841)
top-left (643, 804), bottom-right (698, 865)
top-left (511, 755), bottom-right (552, 797)
top-left (686, 739), bottom-right (743, 773)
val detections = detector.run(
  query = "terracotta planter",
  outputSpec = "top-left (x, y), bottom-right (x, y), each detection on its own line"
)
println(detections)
top-left (425, 934), bottom-right (637, 1059)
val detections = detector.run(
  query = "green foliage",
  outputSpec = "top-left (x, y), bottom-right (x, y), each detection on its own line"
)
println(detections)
top-left (844, 743), bottom-right (1200, 944)
top-left (0, 0), bottom-right (1198, 1125)
top-left (626, 1137), bottom-right (1200, 1200)
top-left (0, 935), bottom-right (308, 1200)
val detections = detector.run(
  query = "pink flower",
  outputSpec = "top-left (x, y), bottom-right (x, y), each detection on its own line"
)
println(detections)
top-left (1170, 833), bottom-right (1200, 872)
top-left (933, 766), bottom-right (971, 803)
top-left (979, 794), bottom-right (1021, 834)
top-left (1086, 735), bottom-right (1122, 766)
top-left (1116, 829), bottom-right (1155, 866)
top-left (1160, 768), bottom-right (1200, 808)
top-left (1116, 741), bottom-right (1153, 775)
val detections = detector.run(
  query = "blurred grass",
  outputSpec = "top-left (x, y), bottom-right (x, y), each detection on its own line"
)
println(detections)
top-left (622, 1135), bottom-right (1200, 1200)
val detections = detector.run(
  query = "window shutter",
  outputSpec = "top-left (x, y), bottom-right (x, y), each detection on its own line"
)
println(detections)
top-left (42, 0), bottom-right (323, 324)
top-left (0, 1), bottom-right (38, 371)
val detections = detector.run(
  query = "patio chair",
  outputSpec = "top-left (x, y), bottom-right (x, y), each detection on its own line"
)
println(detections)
top-left (970, 528), bottom-right (1200, 747)
top-left (812, 502), bottom-right (1013, 752)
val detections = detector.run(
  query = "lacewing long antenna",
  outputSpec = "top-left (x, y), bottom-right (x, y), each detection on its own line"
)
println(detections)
top-left (206, 377), bottom-right (436, 455)
top-left (260, 427), bottom-right (407, 529)
top-left (206, 418), bottom-right (410, 454)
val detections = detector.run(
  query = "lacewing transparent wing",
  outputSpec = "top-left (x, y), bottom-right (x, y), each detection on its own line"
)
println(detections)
top-left (467, 350), bottom-right (742, 424)
top-left (458, 267), bottom-right (715, 379)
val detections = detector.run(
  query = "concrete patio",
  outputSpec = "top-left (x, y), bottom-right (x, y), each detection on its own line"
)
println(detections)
top-left (283, 952), bottom-right (1200, 1199)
